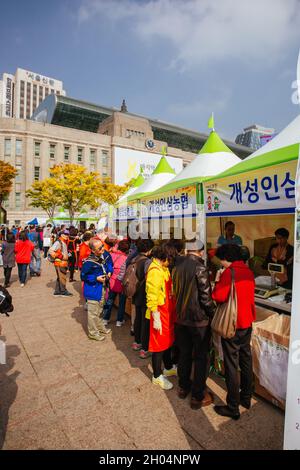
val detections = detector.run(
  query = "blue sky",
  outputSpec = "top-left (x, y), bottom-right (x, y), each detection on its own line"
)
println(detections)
top-left (0, 0), bottom-right (300, 141)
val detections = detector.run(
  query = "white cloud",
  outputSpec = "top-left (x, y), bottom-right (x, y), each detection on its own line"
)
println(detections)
top-left (77, 0), bottom-right (300, 70)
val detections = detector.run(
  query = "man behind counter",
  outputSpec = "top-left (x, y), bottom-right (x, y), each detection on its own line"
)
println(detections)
top-left (263, 227), bottom-right (294, 289)
top-left (217, 221), bottom-right (243, 247)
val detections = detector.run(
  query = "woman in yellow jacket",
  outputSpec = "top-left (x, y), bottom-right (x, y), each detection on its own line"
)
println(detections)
top-left (146, 244), bottom-right (177, 390)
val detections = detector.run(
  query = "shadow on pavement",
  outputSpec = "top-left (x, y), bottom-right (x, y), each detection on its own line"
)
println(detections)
top-left (0, 340), bottom-right (21, 449)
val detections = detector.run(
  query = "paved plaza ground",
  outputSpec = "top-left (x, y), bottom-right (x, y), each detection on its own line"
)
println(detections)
top-left (0, 259), bottom-right (284, 450)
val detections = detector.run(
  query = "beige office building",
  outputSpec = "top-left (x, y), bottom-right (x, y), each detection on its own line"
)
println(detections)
top-left (0, 113), bottom-right (195, 225)
top-left (0, 68), bottom-right (65, 120)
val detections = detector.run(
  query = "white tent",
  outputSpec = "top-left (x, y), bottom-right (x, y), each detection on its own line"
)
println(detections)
top-left (146, 130), bottom-right (241, 196)
top-left (128, 155), bottom-right (177, 200)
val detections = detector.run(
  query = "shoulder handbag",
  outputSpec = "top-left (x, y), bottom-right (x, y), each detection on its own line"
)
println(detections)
top-left (211, 267), bottom-right (237, 339)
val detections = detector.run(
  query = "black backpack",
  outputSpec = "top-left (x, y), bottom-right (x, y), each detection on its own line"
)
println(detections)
top-left (0, 285), bottom-right (14, 316)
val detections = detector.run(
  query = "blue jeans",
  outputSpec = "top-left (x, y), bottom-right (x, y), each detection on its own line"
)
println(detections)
top-left (30, 247), bottom-right (41, 274)
top-left (17, 263), bottom-right (28, 284)
top-left (103, 291), bottom-right (126, 322)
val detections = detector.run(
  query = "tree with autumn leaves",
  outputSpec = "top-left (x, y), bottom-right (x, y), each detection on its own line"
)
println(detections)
top-left (0, 161), bottom-right (17, 222)
top-left (26, 163), bottom-right (128, 224)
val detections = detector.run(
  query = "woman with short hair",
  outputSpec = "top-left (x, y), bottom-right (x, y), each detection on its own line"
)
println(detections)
top-left (14, 231), bottom-right (34, 287)
top-left (1, 232), bottom-right (16, 287)
top-left (212, 244), bottom-right (256, 420)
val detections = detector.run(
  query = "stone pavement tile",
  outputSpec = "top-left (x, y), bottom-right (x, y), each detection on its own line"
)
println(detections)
top-left (94, 368), bottom-right (151, 400)
top-left (0, 377), bottom-right (49, 426)
top-left (53, 392), bottom-right (111, 434)
top-left (45, 376), bottom-right (91, 408)
top-left (103, 385), bottom-right (191, 450)
top-left (228, 403), bottom-right (284, 450)
top-left (32, 355), bottom-right (79, 388)
top-left (3, 409), bottom-right (71, 450)
top-left (76, 361), bottom-right (126, 390)
top-left (21, 339), bottom-right (62, 364)
top-left (67, 419), bottom-right (136, 450)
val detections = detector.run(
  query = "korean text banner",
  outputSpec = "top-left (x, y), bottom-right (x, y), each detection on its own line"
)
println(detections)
top-left (141, 185), bottom-right (198, 218)
top-left (204, 161), bottom-right (296, 217)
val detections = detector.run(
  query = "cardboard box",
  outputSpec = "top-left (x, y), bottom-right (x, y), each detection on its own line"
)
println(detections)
top-left (251, 314), bottom-right (290, 409)
top-left (253, 375), bottom-right (285, 411)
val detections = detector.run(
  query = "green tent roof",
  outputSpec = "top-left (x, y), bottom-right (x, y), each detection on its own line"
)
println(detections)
top-left (152, 156), bottom-right (176, 175)
top-left (198, 130), bottom-right (233, 154)
top-left (132, 172), bottom-right (145, 187)
top-left (203, 143), bottom-right (299, 182)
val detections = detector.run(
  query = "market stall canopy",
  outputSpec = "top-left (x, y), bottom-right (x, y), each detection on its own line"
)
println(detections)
top-left (206, 114), bottom-right (300, 179)
top-left (117, 169), bottom-right (145, 203)
top-left (202, 114), bottom-right (300, 217)
top-left (26, 217), bottom-right (48, 226)
top-left (147, 130), bottom-right (241, 197)
top-left (127, 153), bottom-right (176, 201)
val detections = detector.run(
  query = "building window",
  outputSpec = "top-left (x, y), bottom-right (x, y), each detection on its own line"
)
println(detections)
top-left (20, 80), bottom-right (25, 98)
top-left (77, 147), bottom-right (83, 163)
top-left (39, 85), bottom-right (43, 105)
top-left (51, 89), bottom-right (55, 94)
top-left (4, 138), bottom-right (11, 156)
top-left (56, 91), bottom-right (60, 95)
top-left (15, 165), bottom-right (22, 183)
top-left (102, 150), bottom-right (108, 166)
top-left (102, 150), bottom-right (109, 176)
top-left (20, 106), bottom-right (24, 119)
top-left (34, 141), bottom-right (41, 157)
top-left (49, 143), bottom-right (56, 160)
top-left (16, 139), bottom-right (22, 156)
top-left (33, 84), bottom-right (37, 110)
top-left (64, 146), bottom-right (70, 161)
top-left (45, 88), bottom-right (49, 97)
top-left (26, 82), bottom-right (31, 118)
top-left (90, 149), bottom-right (96, 164)
top-left (34, 166), bottom-right (40, 181)
top-left (15, 192), bottom-right (21, 208)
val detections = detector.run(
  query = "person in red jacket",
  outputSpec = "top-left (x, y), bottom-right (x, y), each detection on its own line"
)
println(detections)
top-left (14, 231), bottom-right (34, 287)
top-left (212, 244), bottom-right (256, 420)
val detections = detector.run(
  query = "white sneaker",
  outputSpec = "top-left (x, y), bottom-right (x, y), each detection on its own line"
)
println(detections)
top-left (152, 374), bottom-right (173, 390)
top-left (163, 365), bottom-right (177, 377)
top-left (116, 321), bottom-right (124, 327)
top-left (103, 320), bottom-right (109, 326)
top-left (20, 283), bottom-right (25, 288)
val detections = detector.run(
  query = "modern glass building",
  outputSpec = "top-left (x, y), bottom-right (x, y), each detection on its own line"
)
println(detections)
top-left (32, 94), bottom-right (252, 159)
top-left (235, 124), bottom-right (275, 150)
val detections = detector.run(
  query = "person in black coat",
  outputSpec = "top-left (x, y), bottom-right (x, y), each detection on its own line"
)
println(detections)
top-left (172, 239), bottom-right (215, 410)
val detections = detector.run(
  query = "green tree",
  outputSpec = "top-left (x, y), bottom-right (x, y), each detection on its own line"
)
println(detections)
top-left (25, 178), bottom-right (61, 220)
top-left (48, 164), bottom-right (127, 223)
top-left (0, 160), bottom-right (17, 211)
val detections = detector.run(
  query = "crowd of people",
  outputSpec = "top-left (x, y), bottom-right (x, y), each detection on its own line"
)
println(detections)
top-left (0, 220), bottom-right (294, 420)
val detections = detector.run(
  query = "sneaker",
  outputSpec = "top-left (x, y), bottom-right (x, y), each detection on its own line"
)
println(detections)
top-left (36, 272), bottom-right (41, 277)
top-left (130, 326), bottom-right (135, 336)
top-left (103, 319), bottom-right (109, 326)
top-left (99, 327), bottom-right (111, 335)
top-left (20, 283), bottom-right (25, 288)
top-left (53, 292), bottom-right (63, 296)
top-left (152, 374), bottom-right (173, 390)
top-left (116, 321), bottom-right (125, 327)
top-left (61, 291), bottom-right (73, 296)
top-left (84, 302), bottom-right (88, 311)
top-left (88, 334), bottom-right (105, 341)
top-left (139, 349), bottom-right (151, 359)
top-left (163, 365), bottom-right (177, 377)
top-left (132, 342), bottom-right (142, 351)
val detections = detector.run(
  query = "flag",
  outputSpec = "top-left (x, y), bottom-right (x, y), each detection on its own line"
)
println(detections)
top-left (161, 145), bottom-right (167, 156)
top-left (208, 113), bottom-right (214, 130)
